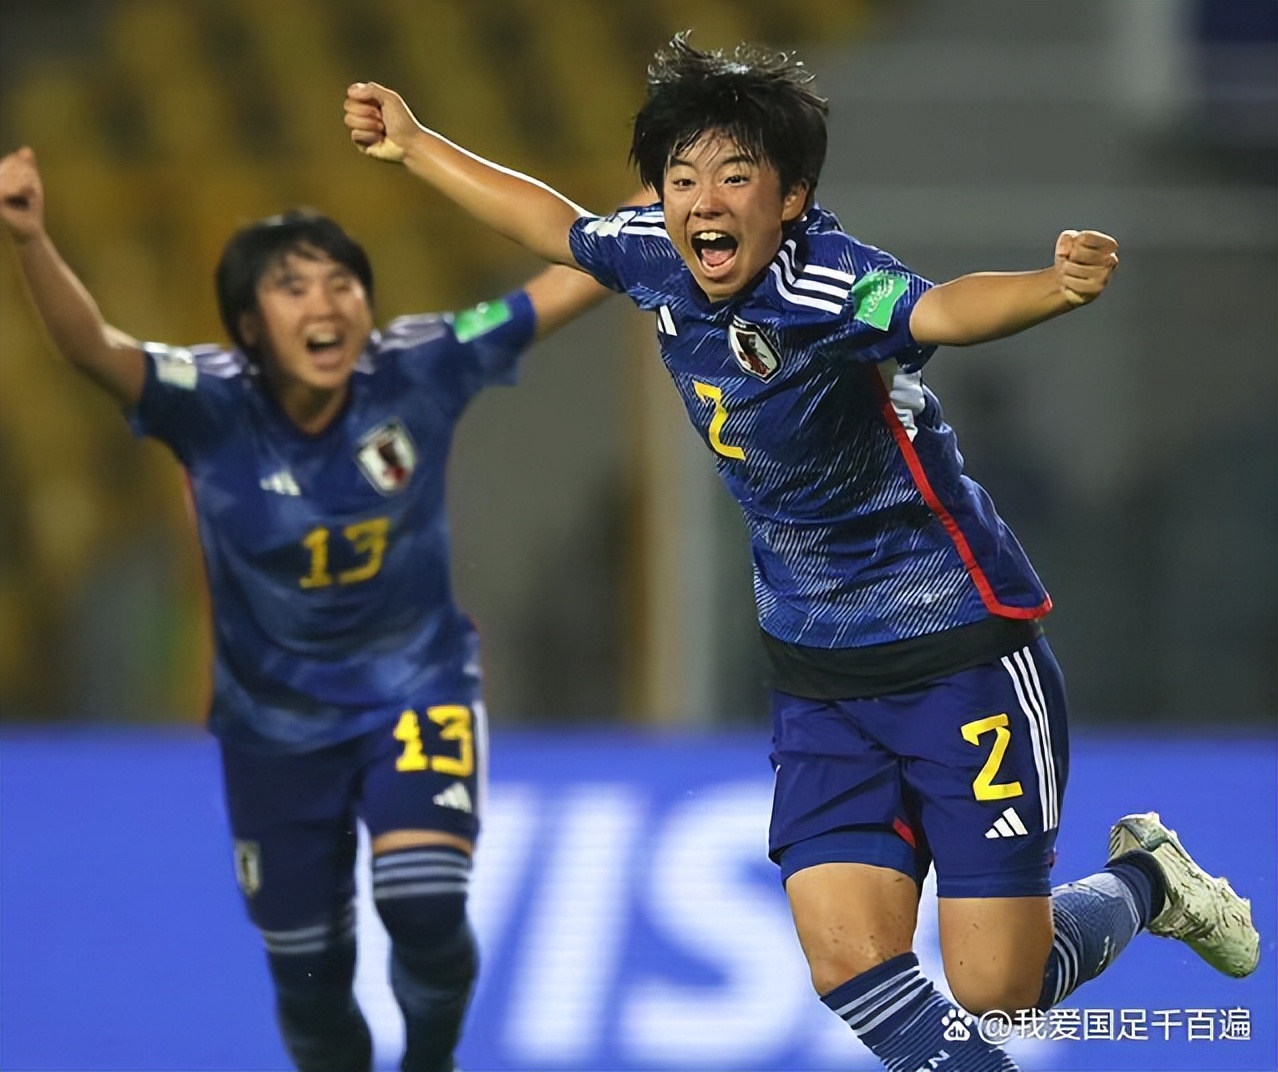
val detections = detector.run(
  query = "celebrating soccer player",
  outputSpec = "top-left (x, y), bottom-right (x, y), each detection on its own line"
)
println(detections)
top-left (343, 33), bottom-right (1260, 1072)
top-left (0, 143), bottom-right (616, 1072)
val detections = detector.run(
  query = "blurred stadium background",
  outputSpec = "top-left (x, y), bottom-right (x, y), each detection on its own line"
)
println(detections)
top-left (0, 0), bottom-right (1274, 1070)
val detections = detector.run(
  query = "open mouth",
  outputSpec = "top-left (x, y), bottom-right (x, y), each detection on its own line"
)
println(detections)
top-left (304, 331), bottom-right (348, 369)
top-left (691, 231), bottom-right (738, 271)
top-left (305, 330), bottom-right (341, 353)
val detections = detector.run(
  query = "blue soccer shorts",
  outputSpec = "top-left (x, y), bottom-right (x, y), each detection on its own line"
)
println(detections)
top-left (768, 637), bottom-right (1069, 899)
top-left (219, 700), bottom-right (487, 930)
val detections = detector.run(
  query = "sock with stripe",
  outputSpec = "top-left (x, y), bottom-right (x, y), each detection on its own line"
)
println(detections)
top-left (1037, 851), bottom-right (1165, 1009)
top-left (261, 902), bottom-right (372, 1072)
top-left (821, 952), bottom-right (1020, 1071)
top-left (374, 846), bottom-right (477, 1072)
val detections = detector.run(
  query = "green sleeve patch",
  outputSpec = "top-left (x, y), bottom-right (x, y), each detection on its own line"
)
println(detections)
top-left (850, 270), bottom-right (910, 332)
top-left (452, 299), bottom-right (513, 343)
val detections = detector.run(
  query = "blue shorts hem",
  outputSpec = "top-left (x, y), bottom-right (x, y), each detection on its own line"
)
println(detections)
top-left (935, 869), bottom-right (1051, 899)
top-left (775, 829), bottom-right (918, 885)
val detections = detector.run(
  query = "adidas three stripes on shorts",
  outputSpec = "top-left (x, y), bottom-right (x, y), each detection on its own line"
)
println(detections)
top-left (768, 636), bottom-right (1069, 899)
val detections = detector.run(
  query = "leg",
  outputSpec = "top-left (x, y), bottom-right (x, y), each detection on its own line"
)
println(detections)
top-left (786, 861), bottom-right (919, 993)
top-left (938, 896), bottom-right (1052, 1013)
top-left (923, 639), bottom-right (1165, 1012)
top-left (221, 739), bottom-right (372, 1072)
top-left (362, 702), bottom-right (487, 1072)
top-left (787, 857), bottom-right (1019, 1071)
top-left (770, 692), bottom-right (1019, 1070)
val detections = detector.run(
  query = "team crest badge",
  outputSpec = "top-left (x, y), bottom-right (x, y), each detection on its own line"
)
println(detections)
top-left (355, 419), bottom-right (418, 494)
top-left (233, 839), bottom-right (262, 898)
top-left (728, 317), bottom-right (781, 381)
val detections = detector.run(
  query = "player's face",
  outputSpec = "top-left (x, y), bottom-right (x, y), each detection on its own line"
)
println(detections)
top-left (242, 250), bottom-right (373, 396)
top-left (662, 131), bottom-right (808, 302)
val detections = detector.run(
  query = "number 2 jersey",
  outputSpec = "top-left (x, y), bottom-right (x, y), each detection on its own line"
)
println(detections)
top-left (569, 204), bottom-right (1051, 695)
top-left (129, 293), bottom-right (536, 753)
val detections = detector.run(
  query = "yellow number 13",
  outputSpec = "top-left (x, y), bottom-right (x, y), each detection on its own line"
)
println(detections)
top-left (960, 713), bottom-right (1023, 801)
top-left (394, 705), bottom-right (474, 776)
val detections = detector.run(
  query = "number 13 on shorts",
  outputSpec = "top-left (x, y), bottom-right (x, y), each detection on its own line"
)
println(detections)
top-left (394, 705), bottom-right (474, 776)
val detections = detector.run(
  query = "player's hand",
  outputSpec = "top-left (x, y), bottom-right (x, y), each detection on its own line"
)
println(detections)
top-left (1054, 229), bottom-right (1118, 307)
top-left (0, 146), bottom-right (47, 242)
top-left (344, 82), bottom-right (419, 163)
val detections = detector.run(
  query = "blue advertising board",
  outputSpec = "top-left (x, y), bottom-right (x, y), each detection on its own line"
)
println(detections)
top-left (1, 729), bottom-right (1274, 1071)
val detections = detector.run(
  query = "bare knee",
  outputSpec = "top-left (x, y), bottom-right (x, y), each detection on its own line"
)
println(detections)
top-left (946, 968), bottom-right (1043, 1016)
top-left (939, 895), bottom-right (1053, 1014)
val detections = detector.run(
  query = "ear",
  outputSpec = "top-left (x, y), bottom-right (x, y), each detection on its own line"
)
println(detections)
top-left (781, 180), bottom-right (810, 224)
top-left (238, 310), bottom-right (261, 348)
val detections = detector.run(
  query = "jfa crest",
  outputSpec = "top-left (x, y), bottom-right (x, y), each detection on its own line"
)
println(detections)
top-left (355, 419), bottom-right (418, 495)
top-left (728, 317), bottom-right (781, 381)
top-left (233, 839), bottom-right (262, 898)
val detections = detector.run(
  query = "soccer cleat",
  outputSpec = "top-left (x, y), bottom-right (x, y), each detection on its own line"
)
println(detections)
top-left (1109, 811), bottom-right (1259, 978)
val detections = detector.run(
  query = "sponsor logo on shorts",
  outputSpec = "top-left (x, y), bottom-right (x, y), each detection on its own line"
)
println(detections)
top-left (984, 806), bottom-right (1029, 839)
top-left (433, 781), bottom-right (473, 813)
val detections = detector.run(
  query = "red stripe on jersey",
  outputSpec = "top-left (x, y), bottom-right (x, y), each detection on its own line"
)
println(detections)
top-left (892, 816), bottom-right (917, 848)
top-left (872, 370), bottom-right (1051, 621)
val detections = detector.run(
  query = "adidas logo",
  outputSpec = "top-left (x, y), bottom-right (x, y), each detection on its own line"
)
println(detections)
top-left (984, 806), bottom-right (1028, 839)
top-left (260, 469), bottom-right (301, 496)
top-left (433, 782), bottom-right (473, 813)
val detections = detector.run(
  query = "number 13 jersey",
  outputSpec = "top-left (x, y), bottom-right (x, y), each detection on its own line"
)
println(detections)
top-left (129, 294), bottom-right (535, 752)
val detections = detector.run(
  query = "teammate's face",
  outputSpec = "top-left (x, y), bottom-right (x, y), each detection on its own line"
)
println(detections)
top-left (242, 249), bottom-right (373, 404)
top-left (662, 131), bottom-right (808, 302)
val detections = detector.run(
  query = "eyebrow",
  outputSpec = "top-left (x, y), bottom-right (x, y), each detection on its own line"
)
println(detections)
top-left (669, 153), bottom-right (756, 170)
top-left (264, 261), bottom-right (353, 287)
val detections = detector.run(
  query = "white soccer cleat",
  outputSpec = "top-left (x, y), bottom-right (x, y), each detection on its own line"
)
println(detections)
top-left (1109, 811), bottom-right (1259, 978)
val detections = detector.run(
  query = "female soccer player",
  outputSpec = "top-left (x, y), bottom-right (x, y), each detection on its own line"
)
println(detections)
top-left (342, 34), bottom-right (1258, 1072)
top-left (0, 144), bottom-right (614, 1072)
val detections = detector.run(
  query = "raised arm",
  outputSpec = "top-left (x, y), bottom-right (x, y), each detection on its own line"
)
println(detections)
top-left (0, 147), bottom-right (145, 406)
top-left (343, 82), bottom-right (585, 267)
top-left (520, 263), bottom-right (611, 340)
top-left (909, 230), bottom-right (1119, 347)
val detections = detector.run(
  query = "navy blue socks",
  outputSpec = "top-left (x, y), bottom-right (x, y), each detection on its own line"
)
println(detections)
top-left (1037, 850), bottom-right (1165, 1009)
top-left (822, 952), bottom-right (1020, 1071)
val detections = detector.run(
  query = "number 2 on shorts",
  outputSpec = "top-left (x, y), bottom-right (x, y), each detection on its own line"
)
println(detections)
top-left (960, 713), bottom-right (1024, 801)
top-left (394, 705), bottom-right (474, 776)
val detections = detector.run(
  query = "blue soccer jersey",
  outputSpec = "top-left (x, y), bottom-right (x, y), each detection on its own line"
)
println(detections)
top-left (129, 293), bottom-right (536, 752)
top-left (570, 205), bottom-right (1050, 653)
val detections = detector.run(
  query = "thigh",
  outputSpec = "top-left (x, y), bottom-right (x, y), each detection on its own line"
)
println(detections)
top-left (220, 739), bottom-right (361, 930)
top-left (889, 636), bottom-right (1070, 900)
top-left (786, 861), bottom-right (921, 994)
top-left (358, 699), bottom-right (487, 845)
top-left (769, 690), bottom-right (931, 885)
top-left (938, 895), bottom-right (1053, 1014)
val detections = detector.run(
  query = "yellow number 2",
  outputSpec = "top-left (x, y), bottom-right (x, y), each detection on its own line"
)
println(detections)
top-left (693, 381), bottom-right (746, 461)
top-left (394, 706), bottom-right (474, 777)
top-left (960, 713), bottom-right (1024, 801)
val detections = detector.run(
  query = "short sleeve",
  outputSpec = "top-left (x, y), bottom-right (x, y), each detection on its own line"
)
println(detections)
top-left (384, 289), bottom-right (537, 417)
top-left (568, 205), bottom-right (676, 308)
top-left (128, 343), bottom-right (244, 464)
top-left (838, 245), bottom-right (937, 371)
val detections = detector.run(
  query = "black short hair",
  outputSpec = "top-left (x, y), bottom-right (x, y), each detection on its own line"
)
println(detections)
top-left (630, 33), bottom-right (829, 202)
top-left (214, 210), bottom-right (374, 356)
